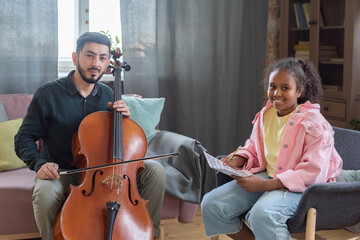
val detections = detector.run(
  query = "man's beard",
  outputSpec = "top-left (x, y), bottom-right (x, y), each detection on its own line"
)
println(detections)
top-left (78, 63), bottom-right (105, 84)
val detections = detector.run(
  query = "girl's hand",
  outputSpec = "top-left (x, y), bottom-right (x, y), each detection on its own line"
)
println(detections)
top-left (221, 155), bottom-right (247, 169)
top-left (232, 175), bottom-right (266, 192)
top-left (108, 100), bottom-right (131, 117)
top-left (232, 175), bottom-right (285, 192)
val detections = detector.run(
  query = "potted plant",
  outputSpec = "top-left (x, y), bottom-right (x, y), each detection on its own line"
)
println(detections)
top-left (350, 118), bottom-right (360, 131)
top-left (100, 30), bottom-right (120, 50)
top-left (100, 30), bottom-right (121, 74)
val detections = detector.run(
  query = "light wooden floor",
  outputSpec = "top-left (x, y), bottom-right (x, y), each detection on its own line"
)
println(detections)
top-left (162, 205), bottom-right (360, 240)
top-left (2, 206), bottom-right (358, 240)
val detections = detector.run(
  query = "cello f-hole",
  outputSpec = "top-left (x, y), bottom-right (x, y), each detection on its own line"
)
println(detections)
top-left (82, 170), bottom-right (103, 197)
top-left (123, 175), bottom-right (139, 206)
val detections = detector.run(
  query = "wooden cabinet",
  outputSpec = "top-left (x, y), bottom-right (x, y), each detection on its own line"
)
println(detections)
top-left (279, 0), bottom-right (360, 128)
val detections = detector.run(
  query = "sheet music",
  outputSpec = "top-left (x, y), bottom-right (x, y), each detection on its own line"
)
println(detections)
top-left (204, 152), bottom-right (252, 178)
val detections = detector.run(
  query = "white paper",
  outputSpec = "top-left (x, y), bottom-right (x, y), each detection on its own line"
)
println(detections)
top-left (204, 152), bottom-right (252, 178)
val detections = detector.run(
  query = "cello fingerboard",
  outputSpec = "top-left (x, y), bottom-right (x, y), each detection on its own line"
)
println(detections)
top-left (111, 66), bottom-right (123, 160)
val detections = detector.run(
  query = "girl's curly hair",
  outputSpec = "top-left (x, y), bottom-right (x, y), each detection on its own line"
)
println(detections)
top-left (264, 58), bottom-right (323, 104)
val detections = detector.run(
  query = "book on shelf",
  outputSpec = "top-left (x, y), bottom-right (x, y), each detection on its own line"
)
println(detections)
top-left (319, 56), bottom-right (337, 61)
top-left (294, 44), bottom-right (310, 51)
top-left (293, 44), bottom-right (337, 61)
top-left (294, 4), bottom-right (300, 28)
top-left (296, 56), bottom-right (310, 61)
top-left (319, 45), bottom-right (336, 50)
top-left (319, 49), bottom-right (337, 61)
top-left (303, 3), bottom-right (325, 27)
top-left (294, 3), bottom-right (325, 28)
top-left (295, 50), bottom-right (310, 55)
top-left (323, 85), bottom-right (341, 91)
top-left (298, 41), bottom-right (309, 45)
top-left (294, 42), bottom-right (309, 60)
top-left (319, 9), bottom-right (325, 27)
top-left (330, 58), bottom-right (344, 63)
top-left (295, 53), bottom-right (309, 61)
top-left (319, 50), bottom-right (337, 55)
top-left (294, 44), bottom-right (336, 51)
top-left (302, 3), bottom-right (311, 27)
top-left (294, 2), bottom-right (307, 28)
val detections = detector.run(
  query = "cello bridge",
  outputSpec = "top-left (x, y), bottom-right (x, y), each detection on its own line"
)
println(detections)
top-left (102, 174), bottom-right (124, 190)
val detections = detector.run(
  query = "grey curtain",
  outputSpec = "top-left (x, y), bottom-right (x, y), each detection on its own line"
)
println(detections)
top-left (0, 0), bottom-right (58, 94)
top-left (121, 0), bottom-right (268, 156)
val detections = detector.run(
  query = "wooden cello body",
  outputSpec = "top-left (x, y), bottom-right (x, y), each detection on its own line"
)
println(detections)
top-left (53, 62), bottom-right (153, 239)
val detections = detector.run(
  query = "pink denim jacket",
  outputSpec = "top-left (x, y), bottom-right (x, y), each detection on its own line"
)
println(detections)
top-left (235, 101), bottom-right (343, 192)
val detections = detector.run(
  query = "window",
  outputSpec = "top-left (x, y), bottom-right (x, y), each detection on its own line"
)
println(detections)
top-left (58, 0), bottom-right (122, 76)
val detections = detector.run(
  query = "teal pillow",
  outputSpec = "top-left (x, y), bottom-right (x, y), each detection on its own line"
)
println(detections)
top-left (0, 101), bottom-right (8, 122)
top-left (122, 96), bottom-right (165, 143)
top-left (336, 169), bottom-right (360, 182)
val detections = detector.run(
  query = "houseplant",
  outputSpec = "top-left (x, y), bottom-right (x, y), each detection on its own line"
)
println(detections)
top-left (350, 118), bottom-right (360, 131)
top-left (99, 30), bottom-right (122, 74)
top-left (99, 30), bottom-right (120, 51)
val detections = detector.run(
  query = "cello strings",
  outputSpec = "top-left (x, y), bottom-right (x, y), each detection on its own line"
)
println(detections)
top-left (114, 64), bottom-right (123, 196)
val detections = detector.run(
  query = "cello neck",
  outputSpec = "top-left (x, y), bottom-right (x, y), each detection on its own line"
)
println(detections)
top-left (111, 66), bottom-right (123, 160)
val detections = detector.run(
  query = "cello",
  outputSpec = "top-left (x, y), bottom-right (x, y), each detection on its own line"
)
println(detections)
top-left (53, 49), bottom-right (153, 239)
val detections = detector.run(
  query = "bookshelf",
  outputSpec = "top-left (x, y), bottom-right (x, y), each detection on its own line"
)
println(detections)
top-left (279, 0), bottom-right (360, 128)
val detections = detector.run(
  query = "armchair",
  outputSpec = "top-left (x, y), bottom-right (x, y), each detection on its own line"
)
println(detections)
top-left (215, 126), bottom-right (360, 240)
top-left (287, 126), bottom-right (360, 239)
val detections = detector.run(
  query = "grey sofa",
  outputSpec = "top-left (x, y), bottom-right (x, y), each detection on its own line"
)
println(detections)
top-left (216, 126), bottom-right (360, 238)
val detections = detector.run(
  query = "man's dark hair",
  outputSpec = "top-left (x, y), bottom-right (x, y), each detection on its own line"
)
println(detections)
top-left (76, 32), bottom-right (111, 54)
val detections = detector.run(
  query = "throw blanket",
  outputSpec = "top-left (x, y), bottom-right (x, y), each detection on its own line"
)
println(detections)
top-left (146, 130), bottom-right (217, 203)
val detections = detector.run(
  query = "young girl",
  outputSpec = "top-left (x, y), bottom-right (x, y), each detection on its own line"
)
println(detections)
top-left (201, 57), bottom-right (343, 240)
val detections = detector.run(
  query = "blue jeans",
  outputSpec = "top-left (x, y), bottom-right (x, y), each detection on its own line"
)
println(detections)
top-left (201, 172), bottom-right (302, 240)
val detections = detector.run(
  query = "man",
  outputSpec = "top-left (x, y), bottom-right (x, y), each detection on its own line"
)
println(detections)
top-left (15, 32), bottom-right (165, 239)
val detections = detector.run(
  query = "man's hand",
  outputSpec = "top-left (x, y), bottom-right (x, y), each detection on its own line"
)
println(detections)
top-left (37, 162), bottom-right (60, 180)
top-left (108, 100), bottom-right (131, 117)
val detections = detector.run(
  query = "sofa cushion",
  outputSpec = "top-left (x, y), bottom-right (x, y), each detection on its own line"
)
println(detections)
top-left (0, 167), bottom-right (38, 234)
top-left (0, 94), bottom-right (33, 120)
top-left (0, 118), bottom-right (26, 172)
top-left (0, 101), bottom-right (8, 122)
top-left (122, 96), bottom-right (165, 143)
top-left (336, 169), bottom-right (360, 182)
